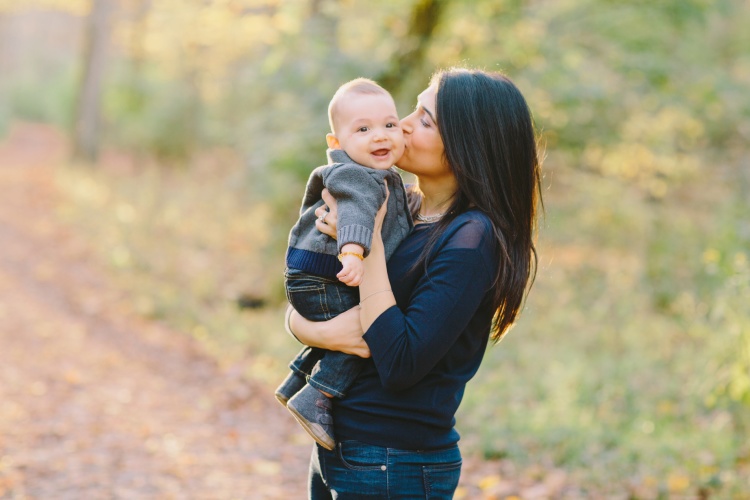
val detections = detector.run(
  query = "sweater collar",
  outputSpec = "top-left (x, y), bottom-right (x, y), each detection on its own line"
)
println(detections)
top-left (326, 148), bottom-right (354, 165)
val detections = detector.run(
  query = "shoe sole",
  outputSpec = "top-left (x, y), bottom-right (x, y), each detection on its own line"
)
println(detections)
top-left (286, 405), bottom-right (336, 451)
top-left (274, 392), bottom-right (288, 407)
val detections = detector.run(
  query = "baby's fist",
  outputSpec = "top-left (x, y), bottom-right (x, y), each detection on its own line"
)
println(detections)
top-left (337, 255), bottom-right (364, 287)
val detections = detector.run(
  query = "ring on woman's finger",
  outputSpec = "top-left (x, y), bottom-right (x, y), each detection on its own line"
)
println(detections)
top-left (318, 212), bottom-right (327, 223)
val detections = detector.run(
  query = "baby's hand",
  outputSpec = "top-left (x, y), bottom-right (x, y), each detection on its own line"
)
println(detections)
top-left (337, 255), bottom-right (364, 286)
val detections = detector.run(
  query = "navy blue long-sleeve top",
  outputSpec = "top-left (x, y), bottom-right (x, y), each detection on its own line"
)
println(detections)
top-left (334, 209), bottom-right (500, 450)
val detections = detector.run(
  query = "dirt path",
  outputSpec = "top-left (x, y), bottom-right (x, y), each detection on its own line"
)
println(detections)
top-left (0, 125), bottom-right (311, 499)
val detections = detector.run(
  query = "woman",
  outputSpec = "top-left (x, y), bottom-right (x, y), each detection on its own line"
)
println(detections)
top-left (287, 67), bottom-right (542, 499)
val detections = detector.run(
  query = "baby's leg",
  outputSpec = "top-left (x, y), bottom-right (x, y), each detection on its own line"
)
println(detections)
top-left (308, 351), bottom-right (366, 399)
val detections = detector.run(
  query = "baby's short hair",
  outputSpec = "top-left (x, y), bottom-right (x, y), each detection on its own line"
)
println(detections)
top-left (328, 78), bottom-right (392, 134)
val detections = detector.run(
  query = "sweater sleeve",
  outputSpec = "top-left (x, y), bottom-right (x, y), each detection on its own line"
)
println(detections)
top-left (299, 166), bottom-right (326, 215)
top-left (324, 165), bottom-right (386, 256)
top-left (362, 219), bottom-right (497, 391)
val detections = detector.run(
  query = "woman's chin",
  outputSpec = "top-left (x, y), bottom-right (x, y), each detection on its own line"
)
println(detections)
top-left (394, 159), bottom-right (411, 173)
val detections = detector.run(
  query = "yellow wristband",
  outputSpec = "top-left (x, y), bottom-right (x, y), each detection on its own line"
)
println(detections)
top-left (338, 252), bottom-right (364, 262)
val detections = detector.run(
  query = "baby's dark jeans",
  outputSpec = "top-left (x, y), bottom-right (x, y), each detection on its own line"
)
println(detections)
top-left (284, 268), bottom-right (362, 399)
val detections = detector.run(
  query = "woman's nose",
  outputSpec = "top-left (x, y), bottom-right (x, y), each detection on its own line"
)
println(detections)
top-left (400, 114), bottom-right (413, 134)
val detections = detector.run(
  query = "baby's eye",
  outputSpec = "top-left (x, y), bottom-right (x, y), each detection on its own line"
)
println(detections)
top-left (386, 123), bottom-right (398, 128)
top-left (358, 126), bottom-right (369, 132)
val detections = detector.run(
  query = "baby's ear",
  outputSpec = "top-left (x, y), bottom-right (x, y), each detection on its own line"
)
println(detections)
top-left (326, 133), bottom-right (341, 150)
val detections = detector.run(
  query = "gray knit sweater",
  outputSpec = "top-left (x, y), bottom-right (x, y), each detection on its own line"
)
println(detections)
top-left (286, 149), bottom-right (413, 278)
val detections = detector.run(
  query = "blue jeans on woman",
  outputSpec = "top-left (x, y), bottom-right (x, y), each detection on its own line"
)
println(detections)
top-left (309, 441), bottom-right (462, 499)
top-left (284, 268), bottom-right (362, 398)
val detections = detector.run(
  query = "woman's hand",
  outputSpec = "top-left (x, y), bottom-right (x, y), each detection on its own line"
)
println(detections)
top-left (288, 305), bottom-right (371, 358)
top-left (358, 181), bottom-right (394, 331)
top-left (365, 180), bottom-right (389, 256)
top-left (373, 180), bottom-right (389, 236)
top-left (314, 189), bottom-right (338, 239)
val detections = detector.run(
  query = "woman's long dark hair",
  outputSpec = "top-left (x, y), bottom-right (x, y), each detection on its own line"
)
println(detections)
top-left (415, 68), bottom-right (543, 342)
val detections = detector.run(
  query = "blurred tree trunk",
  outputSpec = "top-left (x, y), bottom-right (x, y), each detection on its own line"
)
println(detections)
top-left (377, 0), bottom-right (447, 95)
top-left (303, 0), bottom-right (340, 84)
top-left (73, 0), bottom-right (116, 163)
top-left (309, 0), bottom-right (338, 50)
top-left (127, 0), bottom-right (151, 81)
top-left (0, 13), bottom-right (7, 83)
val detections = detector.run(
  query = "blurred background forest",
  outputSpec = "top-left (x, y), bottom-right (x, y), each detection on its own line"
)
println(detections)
top-left (1, 0), bottom-right (749, 496)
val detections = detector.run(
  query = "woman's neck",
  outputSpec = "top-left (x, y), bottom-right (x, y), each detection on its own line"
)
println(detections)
top-left (417, 177), bottom-right (457, 216)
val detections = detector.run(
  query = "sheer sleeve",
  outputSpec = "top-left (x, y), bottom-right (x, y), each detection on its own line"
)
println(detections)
top-left (362, 217), bottom-right (497, 391)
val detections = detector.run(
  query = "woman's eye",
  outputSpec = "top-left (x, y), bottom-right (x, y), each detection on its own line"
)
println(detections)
top-left (420, 119), bottom-right (430, 128)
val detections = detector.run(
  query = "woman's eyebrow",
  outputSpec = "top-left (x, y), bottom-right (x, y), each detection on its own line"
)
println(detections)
top-left (417, 100), bottom-right (436, 123)
top-left (423, 106), bottom-right (436, 123)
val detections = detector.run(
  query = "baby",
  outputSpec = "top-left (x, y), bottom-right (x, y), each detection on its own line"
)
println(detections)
top-left (276, 78), bottom-right (413, 450)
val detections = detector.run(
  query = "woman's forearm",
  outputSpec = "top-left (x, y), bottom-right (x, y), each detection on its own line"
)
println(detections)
top-left (288, 305), bottom-right (371, 358)
top-left (287, 306), bottom-right (324, 349)
top-left (359, 233), bottom-right (396, 331)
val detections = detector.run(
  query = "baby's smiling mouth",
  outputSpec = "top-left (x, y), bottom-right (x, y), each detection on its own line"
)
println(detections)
top-left (371, 148), bottom-right (390, 157)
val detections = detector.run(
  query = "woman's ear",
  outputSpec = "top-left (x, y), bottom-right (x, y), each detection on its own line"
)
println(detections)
top-left (326, 133), bottom-right (341, 150)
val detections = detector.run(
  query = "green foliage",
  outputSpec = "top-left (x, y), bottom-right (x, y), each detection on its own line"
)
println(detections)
top-left (104, 69), bottom-right (204, 161)
top-left (4, 0), bottom-right (749, 192)
top-left (457, 165), bottom-right (749, 494)
top-left (700, 198), bottom-right (750, 433)
top-left (1, 67), bottom-right (77, 129)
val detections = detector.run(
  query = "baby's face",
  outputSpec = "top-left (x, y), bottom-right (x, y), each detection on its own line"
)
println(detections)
top-left (331, 93), bottom-right (404, 170)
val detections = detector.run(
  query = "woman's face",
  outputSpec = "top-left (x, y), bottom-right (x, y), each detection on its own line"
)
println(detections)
top-left (397, 85), bottom-right (451, 179)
